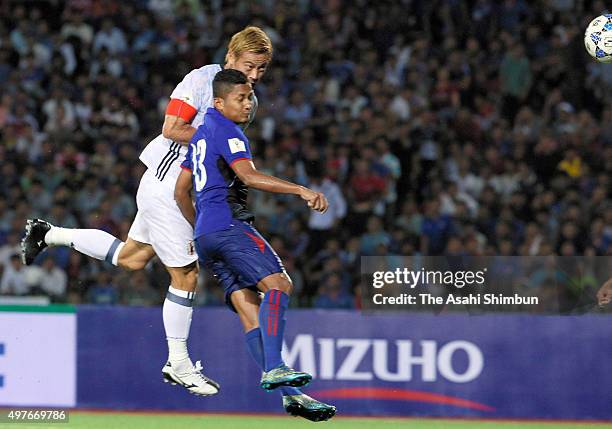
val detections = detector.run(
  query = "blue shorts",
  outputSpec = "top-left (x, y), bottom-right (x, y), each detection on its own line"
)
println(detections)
top-left (195, 220), bottom-right (285, 312)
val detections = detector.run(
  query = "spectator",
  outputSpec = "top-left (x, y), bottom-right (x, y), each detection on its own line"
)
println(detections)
top-left (348, 159), bottom-right (387, 232)
top-left (0, 232), bottom-right (20, 266)
top-left (74, 175), bottom-right (105, 216)
top-left (283, 90), bottom-right (312, 130)
top-left (27, 179), bottom-right (53, 214)
top-left (313, 273), bottom-right (354, 309)
top-left (87, 272), bottom-right (119, 305)
top-left (38, 257), bottom-right (67, 300)
top-left (61, 13), bottom-right (94, 46)
top-left (500, 44), bottom-right (532, 121)
top-left (1, 254), bottom-right (30, 295)
top-left (360, 216), bottom-right (391, 255)
top-left (42, 88), bottom-right (76, 132)
top-left (307, 169), bottom-right (346, 234)
top-left (558, 148), bottom-right (583, 178)
top-left (421, 199), bottom-right (454, 255)
top-left (92, 19), bottom-right (127, 55)
top-left (375, 137), bottom-right (401, 210)
top-left (122, 270), bottom-right (160, 306)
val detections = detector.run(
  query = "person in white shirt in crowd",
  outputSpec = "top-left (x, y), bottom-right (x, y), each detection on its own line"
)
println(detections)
top-left (60, 13), bottom-right (94, 46)
top-left (375, 137), bottom-right (401, 209)
top-left (92, 18), bottom-right (127, 55)
top-left (0, 232), bottom-right (21, 267)
top-left (38, 257), bottom-right (67, 300)
top-left (1, 254), bottom-right (30, 295)
top-left (308, 166), bottom-right (346, 253)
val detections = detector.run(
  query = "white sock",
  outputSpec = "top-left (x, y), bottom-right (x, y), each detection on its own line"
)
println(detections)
top-left (164, 285), bottom-right (195, 370)
top-left (45, 227), bottom-right (124, 266)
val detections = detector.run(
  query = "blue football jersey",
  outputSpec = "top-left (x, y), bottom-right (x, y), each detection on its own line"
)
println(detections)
top-left (182, 107), bottom-right (253, 238)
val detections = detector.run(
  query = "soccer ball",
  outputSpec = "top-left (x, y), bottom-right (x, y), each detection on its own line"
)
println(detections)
top-left (584, 14), bottom-right (612, 63)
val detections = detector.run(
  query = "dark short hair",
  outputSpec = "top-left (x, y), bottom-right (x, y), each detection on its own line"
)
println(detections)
top-left (213, 69), bottom-right (249, 98)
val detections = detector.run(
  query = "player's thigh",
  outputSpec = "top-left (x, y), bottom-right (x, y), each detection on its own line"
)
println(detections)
top-left (230, 288), bottom-right (262, 332)
top-left (117, 238), bottom-right (156, 271)
top-left (166, 262), bottom-right (198, 292)
top-left (214, 221), bottom-right (289, 291)
top-left (204, 257), bottom-right (258, 314)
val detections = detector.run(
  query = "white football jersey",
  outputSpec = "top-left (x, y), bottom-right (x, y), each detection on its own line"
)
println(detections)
top-left (139, 64), bottom-right (257, 191)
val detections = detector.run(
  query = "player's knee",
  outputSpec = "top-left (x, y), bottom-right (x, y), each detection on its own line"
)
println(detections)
top-left (183, 267), bottom-right (198, 287)
top-left (281, 273), bottom-right (293, 295)
top-left (259, 272), bottom-right (293, 295)
top-left (169, 264), bottom-right (198, 290)
top-left (274, 278), bottom-right (293, 296)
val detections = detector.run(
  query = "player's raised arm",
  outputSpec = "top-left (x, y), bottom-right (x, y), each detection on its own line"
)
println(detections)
top-left (211, 69), bottom-right (328, 213)
top-left (231, 159), bottom-right (328, 213)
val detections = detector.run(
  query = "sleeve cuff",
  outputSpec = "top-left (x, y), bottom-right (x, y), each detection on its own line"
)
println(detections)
top-left (229, 157), bottom-right (251, 167)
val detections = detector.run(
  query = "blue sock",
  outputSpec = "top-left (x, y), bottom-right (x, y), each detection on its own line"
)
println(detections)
top-left (245, 328), bottom-right (301, 396)
top-left (259, 289), bottom-right (289, 371)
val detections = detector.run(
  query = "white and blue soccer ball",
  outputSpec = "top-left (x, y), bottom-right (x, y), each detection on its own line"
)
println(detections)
top-left (584, 14), bottom-right (612, 63)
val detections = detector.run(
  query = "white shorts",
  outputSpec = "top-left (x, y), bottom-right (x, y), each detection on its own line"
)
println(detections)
top-left (128, 169), bottom-right (198, 267)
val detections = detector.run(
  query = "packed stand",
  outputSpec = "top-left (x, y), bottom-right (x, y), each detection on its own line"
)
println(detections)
top-left (0, 0), bottom-right (610, 310)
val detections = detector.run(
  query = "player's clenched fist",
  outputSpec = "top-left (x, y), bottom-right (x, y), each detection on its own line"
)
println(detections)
top-left (300, 188), bottom-right (328, 213)
top-left (311, 192), bottom-right (329, 213)
top-left (597, 277), bottom-right (612, 307)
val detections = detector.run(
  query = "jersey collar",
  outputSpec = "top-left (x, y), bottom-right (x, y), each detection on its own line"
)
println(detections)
top-left (206, 107), bottom-right (237, 126)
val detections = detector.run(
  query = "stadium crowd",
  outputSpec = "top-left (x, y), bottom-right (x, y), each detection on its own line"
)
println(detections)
top-left (0, 0), bottom-right (610, 310)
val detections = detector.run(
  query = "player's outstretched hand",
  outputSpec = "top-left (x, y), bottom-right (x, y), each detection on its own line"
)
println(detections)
top-left (300, 188), bottom-right (328, 213)
top-left (597, 277), bottom-right (612, 307)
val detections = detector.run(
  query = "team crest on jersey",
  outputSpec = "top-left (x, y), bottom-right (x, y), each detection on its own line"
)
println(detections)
top-left (187, 240), bottom-right (195, 256)
top-left (228, 138), bottom-right (246, 153)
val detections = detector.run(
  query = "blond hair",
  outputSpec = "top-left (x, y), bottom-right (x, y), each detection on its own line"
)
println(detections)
top-left (226, 26), bottom-right (273, 62)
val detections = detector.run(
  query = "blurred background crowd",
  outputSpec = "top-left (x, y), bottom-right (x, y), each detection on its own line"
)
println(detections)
top-left (0, 0), bottom-right (610, 310)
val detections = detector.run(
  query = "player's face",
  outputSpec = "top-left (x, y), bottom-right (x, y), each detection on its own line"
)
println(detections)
top-left (226, 52), bottom-right (269, 85)
top-left (217, 83), bottom-right (254, 124)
